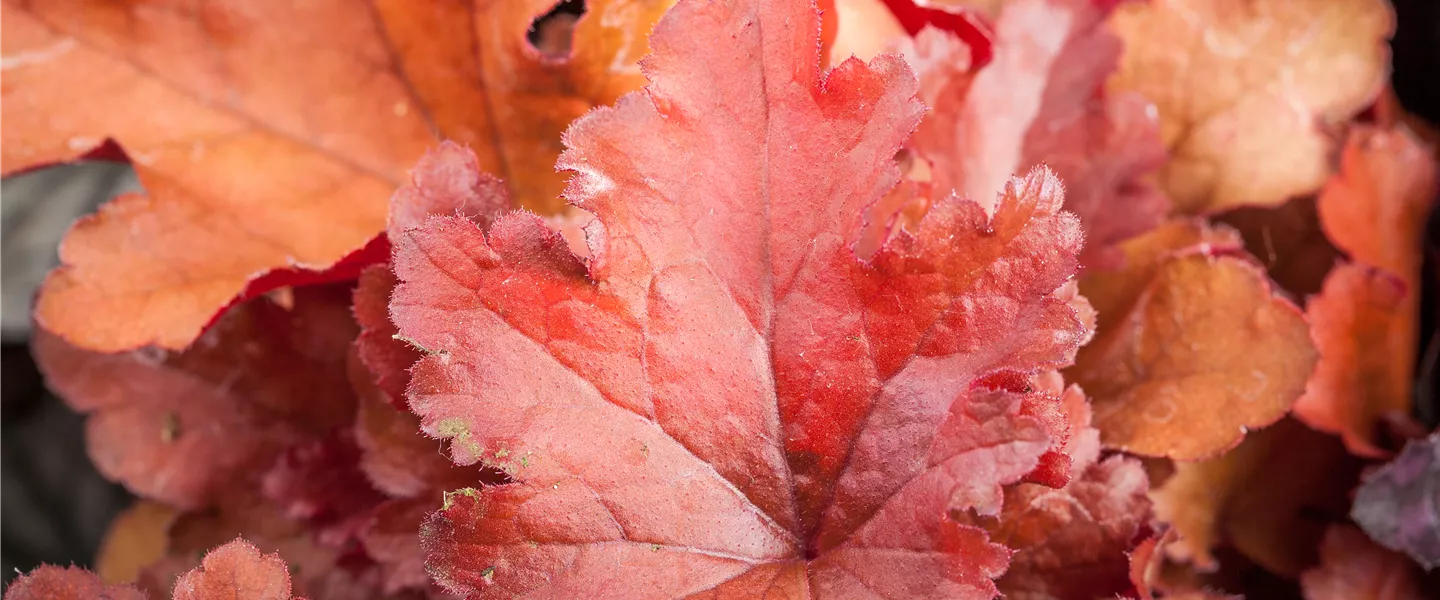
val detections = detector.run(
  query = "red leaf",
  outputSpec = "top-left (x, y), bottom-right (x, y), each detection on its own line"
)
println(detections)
top-left (353, 265), bottom-right (422, 410)
top-left (1014, 372), bottom-right (1100, 488)
top-left (32, 285), bottom-right (358, 509)
top-left (3, 566), bottom-right (145, 600)
top-left (880, 0), bottom-right (995, 65)
top-left (1018, 385), bottom-right (1080, 488)
top-left (363, 499), bottom-right (445, 595)
top-left (350, 313), bottom-right (501, 598)
top-left (351, 365), bottom-right (490, 499)
top-left (224, 236), bottom-right (395, 333)
top-left (1126, 535), bottom-right (1162, 600)
top-left (988, 455), bottom-right (1152, 600)
top-left (261, 429), bottom-right (389, 546)
top-left (351, 288), bottom-right (500, 594)
top-left (172, 538), bottom-right (298, 600)
top-left (391, 0), bottom-right (1088, 595)
top-left (1300, 526), bottom-right (1427, 600)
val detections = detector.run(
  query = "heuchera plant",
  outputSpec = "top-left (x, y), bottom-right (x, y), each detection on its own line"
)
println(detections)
top-left (3, 0), bottom-right (1437, 598)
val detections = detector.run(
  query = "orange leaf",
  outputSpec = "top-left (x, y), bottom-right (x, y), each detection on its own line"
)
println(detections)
top-left (1073, 219), bottom-right (1243, 323)
top-left (827, 0), bottom-right (907, 65)
top-left (1070, 221), bottom-right (1317, 459)
top-left (3, 0), bottom-right (672, 352)
top-left (1150, 418), bottom-right (1363, 575)
top-left (1300, 526), bottom-right (1427, 600)
top-left (1108, 0), bottom-right (1394, 213)
top-left (1294, 264), bottom-right (1411, 456)
top-left (96, 500), bottom-right (178, 585)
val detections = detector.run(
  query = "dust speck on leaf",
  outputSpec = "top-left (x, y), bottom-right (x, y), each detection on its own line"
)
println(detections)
top-left (160, 411), bottom-right (181, 443)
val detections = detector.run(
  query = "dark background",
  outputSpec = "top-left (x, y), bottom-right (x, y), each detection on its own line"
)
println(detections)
top-left (3, 0), bottom-right (1439, 589)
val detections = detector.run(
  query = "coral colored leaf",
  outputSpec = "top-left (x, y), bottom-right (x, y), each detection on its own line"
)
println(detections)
top-left (1295, 265), bottom-right (1411, 456)
top-left (1300, 526), bottom-right (1427, 600)
top-left (32, 285), bottom-right (358, 509)
top-left (1151, 419), bottom-right (1364, 574)
top-left (391, 0), bottom-right (1089, 594)
top-left (1126, 535), bottom-right (1164, 600)
top-left (352, 368), bottom-right (488, 499)
top-left (172, 539), bottom-right (297, 600)
top-left (984, 455), bottom-right (1152, 600)
top-left (3, 566), bottom-right (145, 600)
top-left (4, 0), bottom-right (672, 353)
top-left (363, 498), bottom-right (441, 594)
top-left (1306, 126), bottom-right (1440, 452)
top-left (1319, 126), bottom-right (1439, 281)
top-left (1352, 432), bottom-right (1440, 570)
top-left (1123, 535), bottom-right (1242, 600)
top-left (1017, 91), bottom-right (1164, 271)
top-left (139, 503), bottom-right (391, 600)
top-left (385, 141), bottom-right (513, 242)
top-left (352, 142), bottom-right (511, 499)
top-left (1108, 0), bottom-right (1394, 213)
top-left (963, 376), bottom-right (1148, 599)
top-left (354, 141), bottom-right (515, 409)
top-left (904, 0), bottom-right (1167, 268)
top-left (1070, 221), bottom-right (1317, 459)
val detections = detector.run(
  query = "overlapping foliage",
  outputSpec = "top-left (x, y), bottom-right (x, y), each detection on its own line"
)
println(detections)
top-left (4, 0), bottom-right (1437, 598)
